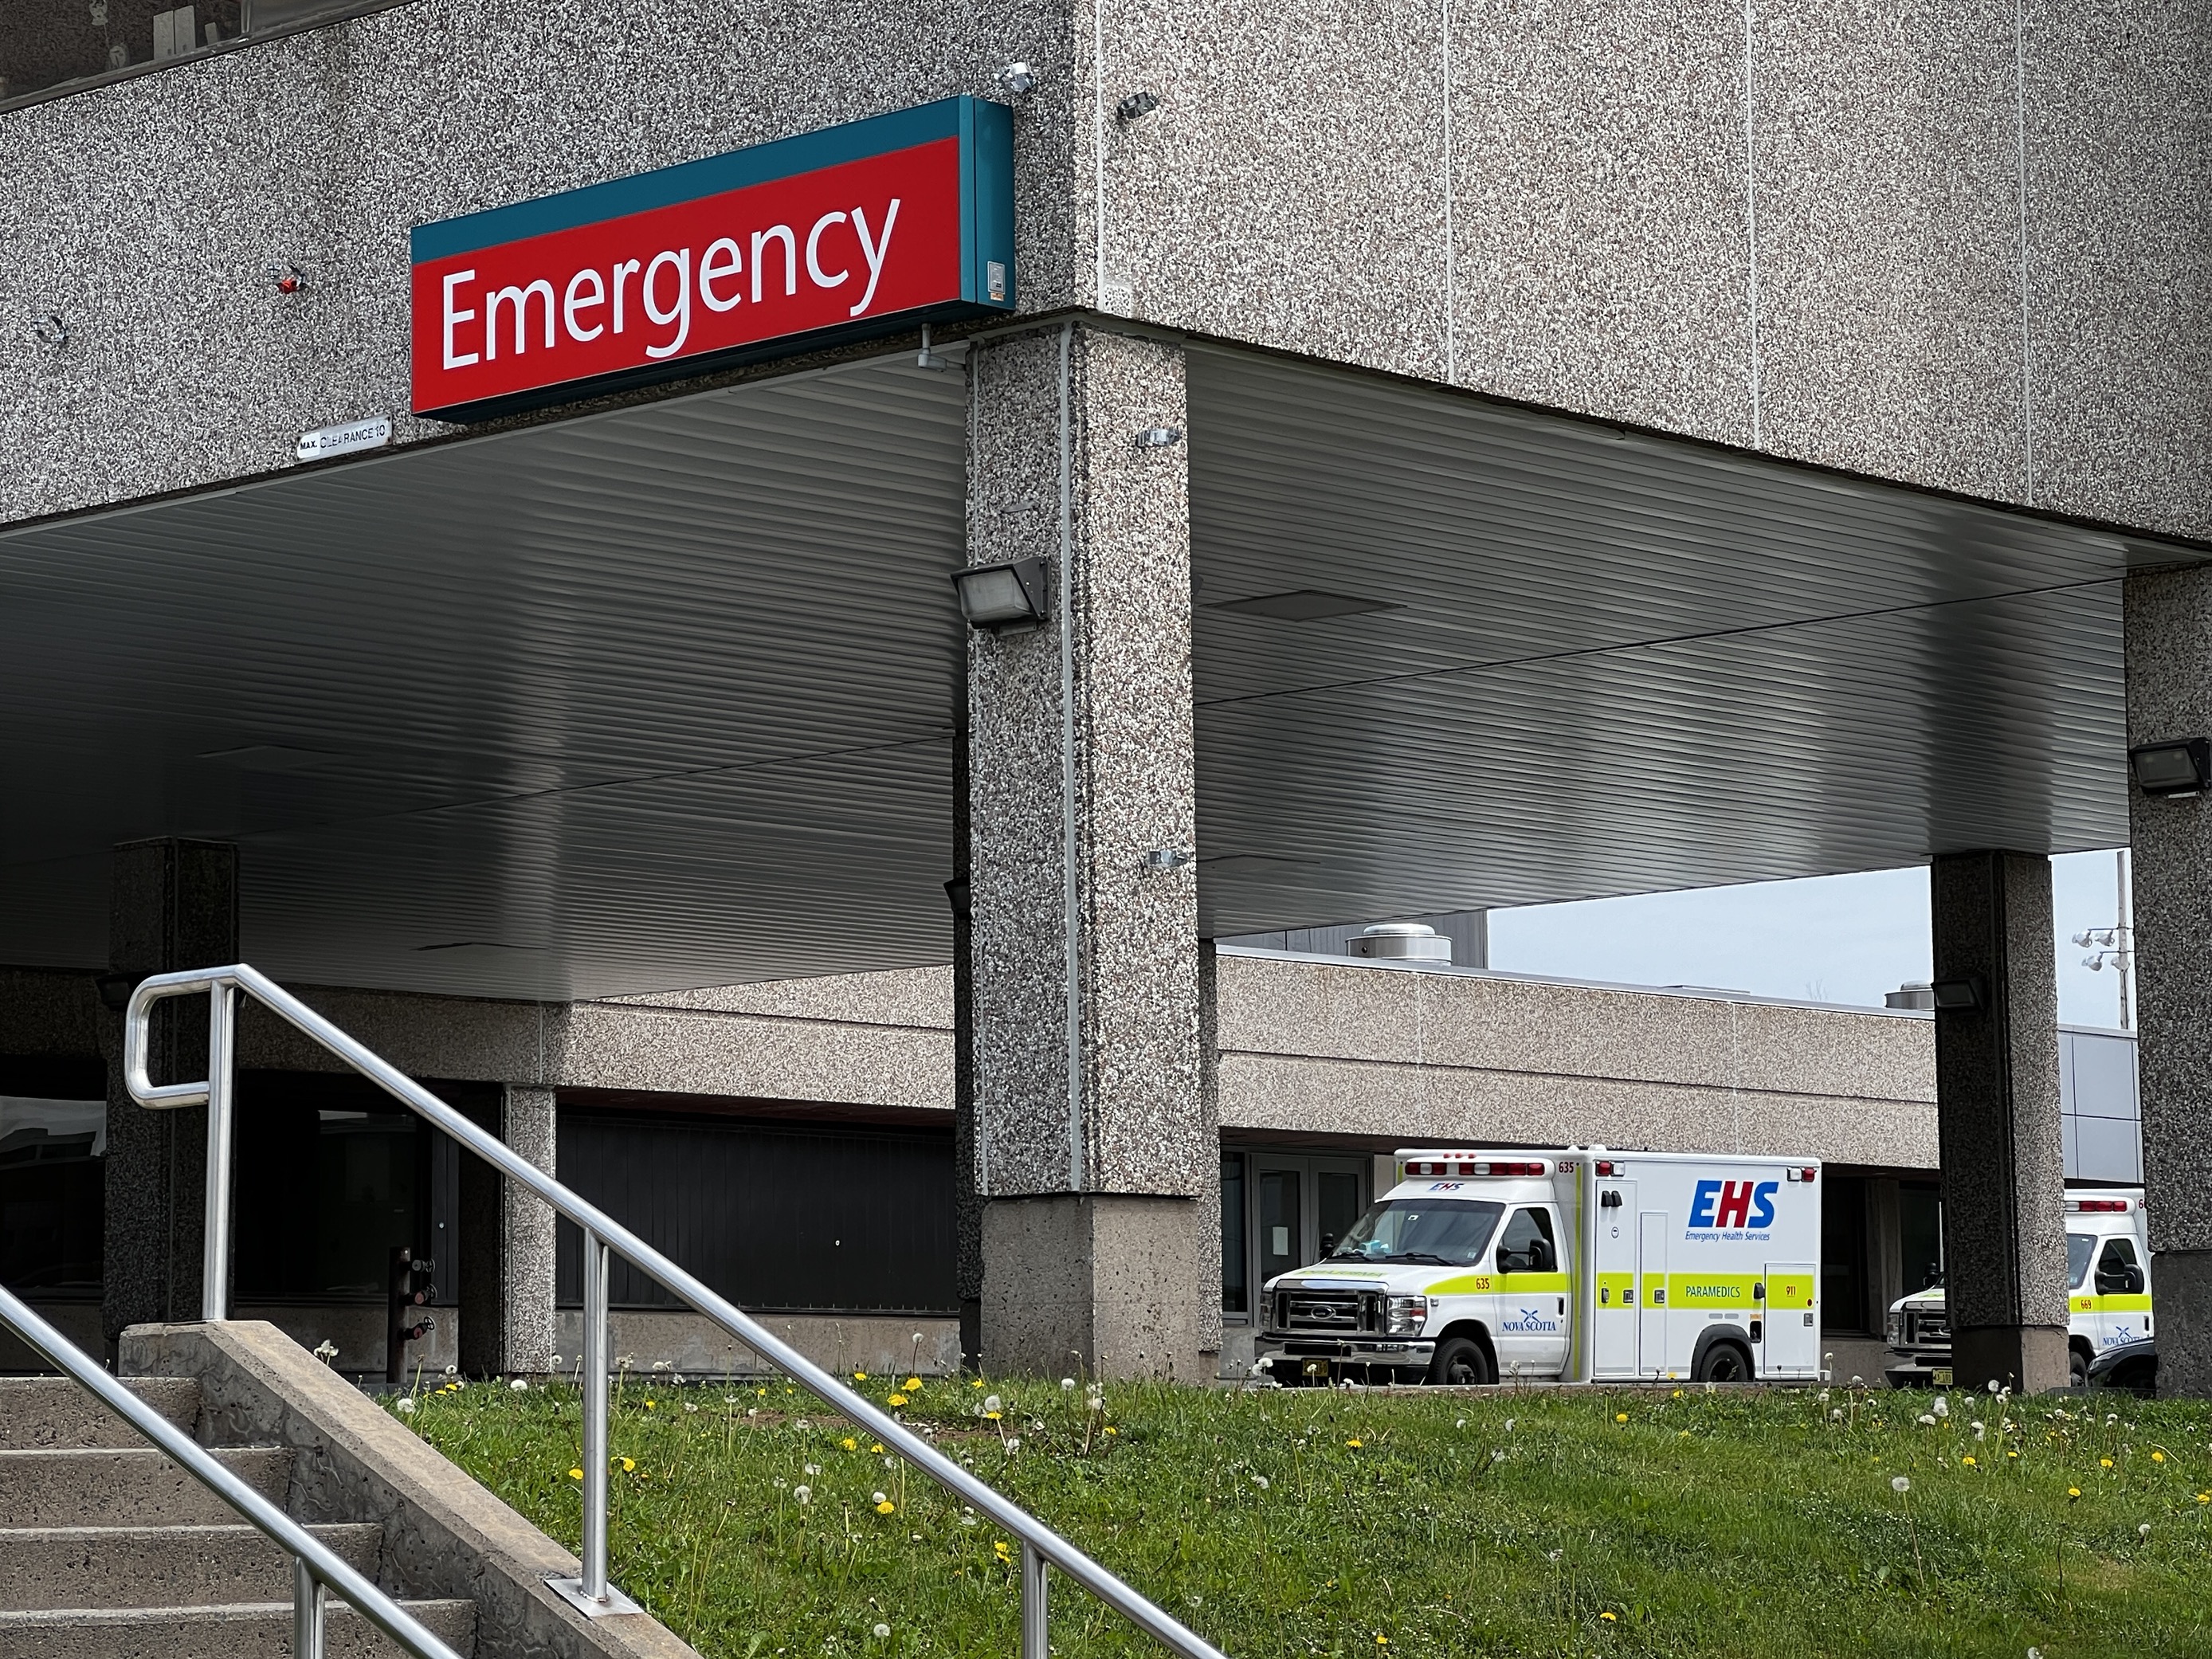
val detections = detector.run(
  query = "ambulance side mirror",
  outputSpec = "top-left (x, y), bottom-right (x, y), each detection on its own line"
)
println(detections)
top-left (2124, 1265), bottom-right (2146, 1296)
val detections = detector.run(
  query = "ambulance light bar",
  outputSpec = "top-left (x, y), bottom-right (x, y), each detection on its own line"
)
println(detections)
top-left (2069, 1198), bottom-right (2132, 1213)
top-left (1401, 1157), bottom-right (1550, 1178)
top-left (1785, 1167), bottom-right (1817, 1182)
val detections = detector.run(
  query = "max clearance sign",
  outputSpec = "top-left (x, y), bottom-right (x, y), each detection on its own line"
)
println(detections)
top-left (411, 98), bottom-right (1014, 420)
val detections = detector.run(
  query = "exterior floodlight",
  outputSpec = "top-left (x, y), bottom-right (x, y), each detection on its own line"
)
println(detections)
top-left (1133, 426), bottom-right (1182, 449)
top-left (951, 558), bottom-right (1049, 633)
top-left (2128, 737), bottom-right (2210, 798)
top-left (1928, 976), bottom-right (1985, 1013)
top-left (998, 62), bottom-right (1037, 96)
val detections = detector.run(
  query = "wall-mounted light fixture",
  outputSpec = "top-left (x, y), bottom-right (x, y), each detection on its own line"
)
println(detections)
top-left (30, 313), bottom-right (68, 349)
top-left (2128, 736), bottom-right (2210, 798)
top-left (268, 262), bottom-right (308, 296)
top-left (1143, 846), bottom-right (1195, 870)
top-left (1116, 89), bottom-right (1159, 122)
top-left (998, 62), bottom-right (1037, 96)
top-left (951, 557), bottom-right (1050, 633)
top-left (916, 323), bottom-right (951, 371)
top-left (1133, 426), bottom-right (1182, 449)
top-left (1928, 976), bottom-right (1985, 1013)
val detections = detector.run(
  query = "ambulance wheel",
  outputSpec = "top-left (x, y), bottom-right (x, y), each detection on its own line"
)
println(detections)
top-left (1693, 1340), bottom-right (1753, 1383)
top-left (2069, 1347), bottom-right (2089, 1389)
top-left (1428, 1336), bottom-right (1492, 1386)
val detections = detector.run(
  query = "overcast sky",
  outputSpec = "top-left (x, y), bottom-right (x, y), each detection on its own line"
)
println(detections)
top-left (1487, 849), bottom-right (2134, 1030)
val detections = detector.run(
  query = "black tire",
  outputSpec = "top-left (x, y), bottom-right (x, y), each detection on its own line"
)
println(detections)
top-left (1428, 1335), bottom-right (1494, 1386)
top-left (1693, 1340), bottom-right (1754, 1383)
top-left (2069, 1347), bottom-right (2090, 1389)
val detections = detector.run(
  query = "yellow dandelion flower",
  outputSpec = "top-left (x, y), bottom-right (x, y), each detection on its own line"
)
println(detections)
top-left (972, 1379), bottom-right (984, 1388)
top-left (904, 1377), bottom-right (923, 1391)
top-left (1103, 1426), bottom-right (1118, 1435)
top-left (842, 1437), bottom-right (859, 1451)
top-left (2007, 1451), bottom-right (2018, 1459)
top-left (2102, 1457), bottom-right (2115, 1469)
top-left (871, 1443), bottom-right (885, 1453)
top-left (2153, 1450), bottom-right (2167, 1463)
top-left (877, 1500), bottom-right (896, 1514)
top-left (854, 1371), bottom-right (869, 1381)
top-left (1375, 1637), bottom-right (1387, 1648)
top-left (2068, 1487), bottom-right (2082, 1500)
top-left (621, 1457), bottom-right (636, 1473)
top-left (1600, 1612), bottom-right (1618, 1622)
top-left (2197, 1492), bottom-right (2210, 1504)
top-left (1615, 1413), bottom-right (1629, 1424)
top-left (985, 1412), bottom-right (1002, 1422)
top-left (1962, 1456), bottom-right (1976, 1467)
top-left (1345, 1438), bottom-right (1363, 1449)
top-left (569, 1468), bottom-right (584, 1481)
top-left (1672, 1389), bottom-right (1683, 1399)
top-left (644, 1400), bottom-right (656, 1410)
top-left (888, 1394), bottom-right (909, 1407)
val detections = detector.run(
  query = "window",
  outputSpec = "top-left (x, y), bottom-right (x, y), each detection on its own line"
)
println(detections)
top-left (1221, 1153), bottom-right (1247, 1315)
top-left (2094, 1237), bottom-right (2141, 1296)
top-left (0, 1061), bottom-right (108, 1296)
top-left (1494, 1206), bottom-right (1556, 1273)
top-left (1332, 1198), bottom-right (1504, 1267)
top-left (1, 1), bottom-right (406, 112)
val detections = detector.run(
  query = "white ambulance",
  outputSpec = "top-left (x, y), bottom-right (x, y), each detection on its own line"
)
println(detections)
top-left (1256, 1148), bottom-right (1824, 1386)
top-left (1885, 1187), bottom-right (2151, 1389)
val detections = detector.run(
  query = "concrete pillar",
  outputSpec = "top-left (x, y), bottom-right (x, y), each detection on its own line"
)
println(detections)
top-left (2123, 566), bottom-right (2212, 1396)
top-left (966, 323), bottom-right (1210, 1380)
top-left (457, 1085), bottom-right (557, 1375)
top-left (102, 839), bottom-right (237, 1347)
top-left (1929, 850), bottom-right (2070, 1393)
top-left (950, 726), bottom-right (983, 1370)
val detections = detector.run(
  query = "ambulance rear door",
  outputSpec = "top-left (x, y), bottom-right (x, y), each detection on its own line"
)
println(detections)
top-left (1591, 1179), bottom-right (1637, 1376)
top-left (1763, 1261), bottom-right (1819, 1374)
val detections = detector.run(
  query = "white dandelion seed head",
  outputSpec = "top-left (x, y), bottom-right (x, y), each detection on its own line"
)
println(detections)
top-left (1547, 1549), bottom-right (1563, 1562)
top-left (805, 1464), bottom-right (822, 1476)
top-left (1062, 1378), bottom-right (1076, 1390)
top-left (794, 1485), bottom-right (811, 1504)
top-left (510, 1377), bottom-right (529, 1391)
top-left (1490, 1449), bottom-right (1506, 1463)
top-left (1972, 1422), bottom-right (1986, 1439)
top-left (983, 1394), bottom-right (1002, 1413)
top-left (1830, 1408), bottom-right (1845, 1422)
top-left (874, 1491), bottom-right (888, 1504)
top-left (1932, 1396), bottom-right (1949, 1418)
top-left (1918, 1414), bottom-right (1938, 1427)
top-left (1818, 1390), bottom-right (1830, 1402)
top-left (443, 1364), bottom-right (458, 1376)
top-left (395, 1398), bottom-right (416, 1414)
top-left (1456, 1418), bottom-right (1467, 1429)
top-left (1892, 1477), bottom-right (1911, 1492)
top-left (884, 1455), bottom-right (895, 1469)
top-left (2139, 1523), bottom-right (2152, 1537)
top-left (874, 1625), bottom-right (890, 1641)
top-left (959, 1513), bottom-right (977, 1526)
top-left (1253, 1474), bottom-right (1269, 1488)
top-left (1005, 1437), bottom-right (1021, 1453)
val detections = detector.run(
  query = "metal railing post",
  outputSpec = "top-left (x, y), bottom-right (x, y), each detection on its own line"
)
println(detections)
top-left (202, 980), bottom-right (237, 1321)
top-left (1022, 1542), bottom-right (1049, 1659)
top-left (295, 1555), bottom-right (326, 1659)
top-left (582, 1227), bottom-right (610, 1603)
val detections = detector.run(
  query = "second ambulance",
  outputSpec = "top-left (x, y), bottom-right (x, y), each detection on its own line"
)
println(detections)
top-left (1257, 1147), bottom-right (1824, 1386)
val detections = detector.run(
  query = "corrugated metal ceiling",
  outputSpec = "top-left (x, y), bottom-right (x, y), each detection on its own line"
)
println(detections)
top-left (0, 343), bottom-right (2189, 995)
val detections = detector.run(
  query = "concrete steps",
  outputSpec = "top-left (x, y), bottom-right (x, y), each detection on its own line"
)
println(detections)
top-left (0, 1375), bottom-right (476, 1656)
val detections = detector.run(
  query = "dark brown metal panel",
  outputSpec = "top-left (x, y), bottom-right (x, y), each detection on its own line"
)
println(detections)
top-left (555, 1108), bottom-right (956, 1316)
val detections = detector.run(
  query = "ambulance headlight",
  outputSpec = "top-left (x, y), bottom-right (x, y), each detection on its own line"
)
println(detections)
top-left (1385, 1296), bottom-right (1430, 1335)
top-left (1885, 1310), bottom-right (1903, 1347)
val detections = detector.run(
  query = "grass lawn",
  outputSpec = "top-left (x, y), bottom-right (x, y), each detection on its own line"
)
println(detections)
top-left (389, 1367), bottom-right (2212, 1659)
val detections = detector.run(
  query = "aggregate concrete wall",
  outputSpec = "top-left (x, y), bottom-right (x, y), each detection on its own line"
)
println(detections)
top-left (4, 0), bottom-right (2206, 536)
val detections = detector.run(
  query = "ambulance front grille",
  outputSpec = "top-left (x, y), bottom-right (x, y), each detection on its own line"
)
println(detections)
top-left (1273, 1289), bottom-right (1380, 1333)
top-left (1905, 1308), bottom-right (1950, 1345)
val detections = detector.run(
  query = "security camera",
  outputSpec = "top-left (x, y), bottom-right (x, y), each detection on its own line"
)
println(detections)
top-left (1116, 89), bottom-right (1159, 122)
top-left (998, 61), bottom-right (1036, 96)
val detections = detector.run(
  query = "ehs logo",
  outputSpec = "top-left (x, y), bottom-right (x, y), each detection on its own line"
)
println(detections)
top-left (1688, 1179), bottom-right (1777, 1230)
top-left (1500, 1308), bottom-right (1559, 1333)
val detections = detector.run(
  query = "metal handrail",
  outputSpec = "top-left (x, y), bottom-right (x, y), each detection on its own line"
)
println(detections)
top-left (0, 1283), bottom-right (463, 1659)
top-left (124, 963), bottom-right (1227, 1659)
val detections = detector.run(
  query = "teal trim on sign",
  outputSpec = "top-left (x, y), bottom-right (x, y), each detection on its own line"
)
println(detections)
top-left (411, 99), bottom-right (979, 265)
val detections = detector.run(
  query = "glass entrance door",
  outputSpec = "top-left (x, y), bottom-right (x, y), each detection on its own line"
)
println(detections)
top-left (1237, 1151), bottom-right (1373, 1315)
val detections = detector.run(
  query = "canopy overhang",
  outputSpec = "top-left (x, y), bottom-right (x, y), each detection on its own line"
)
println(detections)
top-left (0, 342), bottom-right (2187, 998)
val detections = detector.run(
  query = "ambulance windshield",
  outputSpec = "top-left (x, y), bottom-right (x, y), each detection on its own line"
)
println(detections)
top-left (1328, 1199), bottom-right (1505, 1266)
top-left (2068, 1233), bottom-right (2095, 1288)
